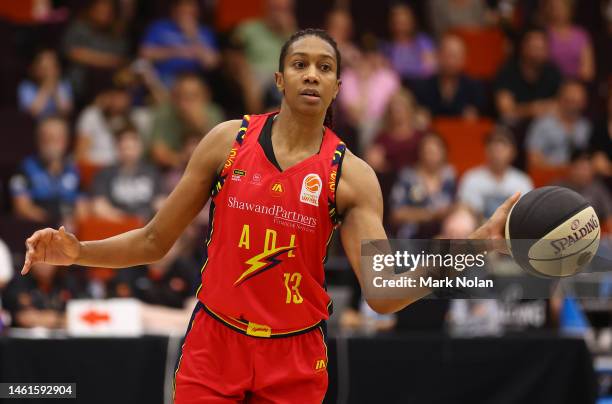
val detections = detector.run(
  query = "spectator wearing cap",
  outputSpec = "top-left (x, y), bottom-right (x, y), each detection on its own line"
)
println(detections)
top-left (75, 84), bottom-right (141, 167)
top-left (150, 73), bottom-right (223, 168)
top-left (10, 117), bottom-right (86, 225)
top-left (458, 127), bottom-right (533, 218)
top-left (380, 3), bottom-right (437, 86)
top-left (526, 80), bottom-right (591, 168)
top-left (555, 150), bottom-right (612, 230)
top-left (91, 127), bottom-right (164, 222)
top-left (140, 0), bottom-right (219, 88)
top-left (495, 28), bottom-right (562, 124)
top-left (415, 34), bottom-right (485, 119)
top-left (18, 49), bottom-right (73, 120)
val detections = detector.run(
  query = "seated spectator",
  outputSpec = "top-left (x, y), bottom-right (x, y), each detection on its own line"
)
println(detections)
top-left (428, 0), bottom-right (492, 37)
top-left (495, 28), bottom-right (562, 124)
top-left (415, 34), bottom-right (485, 119)
top-left (140, 0), bottom-right (219, 88)
top-left (555, 150), bottom-right (612, 230)
top-left (62, 0), bottom-right (128, 101)
top-left (339, 35), bottom-right (401, 150)
top-left (234, 0), bottom-right (296, 89)
top-left (207, 34), bottom-right (263, 119)
top-left (9, 117), bottom-right (85, 225)
top-left (380, 3), bottom-right (437, 85)
top-left (458, 127), bottom-right (533, 218)
top-left (390, 133), bottom-right (456, 238)
top-left (150, 73), bottom-right (224, 168)
top-left (18, 49), bottom-right (73, 120)
top-left (365, 89), bottom-right (424, 175)
top-left (91, 127), bottom-right (163, 222)
top-left (526, 80), bottom-right (591, 168)
top-left (3, 262), bottom-right (86, 329)
top-left (543, 0), bottom-right (594, 81)
top-left (590, 92), bottom-right (612, 179)
top-left (75, 84), bottom-right (138, 167)
top-left (326, 7), bottom-right (361, 70)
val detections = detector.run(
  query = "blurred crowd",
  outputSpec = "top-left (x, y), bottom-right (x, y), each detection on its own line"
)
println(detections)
top-left (0, 0), bottom-right (610, 335)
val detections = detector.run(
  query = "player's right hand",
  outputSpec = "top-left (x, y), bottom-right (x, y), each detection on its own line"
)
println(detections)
top-left (22, 226), bottom-right (80, 275)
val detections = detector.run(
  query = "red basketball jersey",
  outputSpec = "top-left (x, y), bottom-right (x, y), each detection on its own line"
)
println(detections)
top-left (196, 113), bottom-right (347, 335)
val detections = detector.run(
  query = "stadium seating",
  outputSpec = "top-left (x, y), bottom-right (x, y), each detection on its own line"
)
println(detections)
top-left (451, 27), bottom-right (508, 80)
top-left (431, 117), bottom-right (493, 178)
top-left (527, 165), bottom-right (570, 188)
top-left (76, 216), bottom-right (144, 280)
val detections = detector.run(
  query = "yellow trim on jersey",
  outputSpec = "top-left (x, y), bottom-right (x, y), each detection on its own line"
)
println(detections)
top-left (203, 303), bottom-right (323, 338)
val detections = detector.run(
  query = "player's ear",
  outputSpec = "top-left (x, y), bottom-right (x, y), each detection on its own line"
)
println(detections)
top-left (333, 78), bottom-right (341, 100)
top-left (274, 72), bottom-right (285, 94)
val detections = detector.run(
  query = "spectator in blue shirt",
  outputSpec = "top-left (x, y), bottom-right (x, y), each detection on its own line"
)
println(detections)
top-left (140, 0), bottom-right (219, 88)
top-left (18, 49), bottom-right (73, 120)
top-left (9, 116), bottom-right (86, 225)
top-left (390, 132), bottom-right (456, 238)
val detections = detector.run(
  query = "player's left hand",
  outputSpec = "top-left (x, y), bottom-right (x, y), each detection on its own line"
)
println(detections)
top-left (469, 192), bottom-right (521, 254)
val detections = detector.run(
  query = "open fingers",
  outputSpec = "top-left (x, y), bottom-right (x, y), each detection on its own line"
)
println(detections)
top-left (22, 228), bottom-right (54, 275)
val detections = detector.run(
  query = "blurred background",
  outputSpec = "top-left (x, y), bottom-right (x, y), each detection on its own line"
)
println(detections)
top-left (0, 0), bottom-right (610, 403)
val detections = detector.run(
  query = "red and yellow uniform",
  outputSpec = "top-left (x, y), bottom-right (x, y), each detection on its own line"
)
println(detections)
top-left (174, 113), bottom-right (346, 403)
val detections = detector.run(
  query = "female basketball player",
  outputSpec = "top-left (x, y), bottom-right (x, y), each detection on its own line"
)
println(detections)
top-left (22, 29), bottom-right (519, 403)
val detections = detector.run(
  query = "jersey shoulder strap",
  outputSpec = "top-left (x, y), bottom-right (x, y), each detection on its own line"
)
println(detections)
top-left (325, 130), bottom-right (347, 227)
top-left (211, 114), bottom-right (267, 197)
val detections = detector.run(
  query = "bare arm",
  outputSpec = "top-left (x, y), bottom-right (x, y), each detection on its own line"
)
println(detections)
top-left (337, 151), bottom-right (520, 314)
top-left (67, 48), bottom-right (125, 69)
top-left (337, 152), bottom-right (430, 314)
top-left (13, 195), bottom-right (48, 223)
top-left (22, 120), bottom-right (241, 274)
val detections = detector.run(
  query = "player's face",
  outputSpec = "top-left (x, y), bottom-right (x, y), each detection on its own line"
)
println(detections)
top-left (276, 36), bottom-right (340, 118)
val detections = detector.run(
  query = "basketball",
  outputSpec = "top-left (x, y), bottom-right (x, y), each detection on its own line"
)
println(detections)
top-left (505, 186), bottom-right (601, 278)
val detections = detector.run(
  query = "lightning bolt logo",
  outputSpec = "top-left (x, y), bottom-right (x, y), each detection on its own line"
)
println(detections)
top-left (234, 245), bottom-right (296, 286)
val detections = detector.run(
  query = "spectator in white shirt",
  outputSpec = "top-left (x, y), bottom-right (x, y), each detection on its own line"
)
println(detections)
top-left (459, 126), bottom-right (533, 218)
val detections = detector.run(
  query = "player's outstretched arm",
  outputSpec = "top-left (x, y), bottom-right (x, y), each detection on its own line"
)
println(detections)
top-left (337, 152), bottom-right (430, 314)
top-left (22, 120), bottom-right (241, 275)
top-left (337, 152), bottom-right (521, 314)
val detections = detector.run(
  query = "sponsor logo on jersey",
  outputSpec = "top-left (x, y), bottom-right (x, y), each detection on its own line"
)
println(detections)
top-left (232, 168), bottom-right (246, 182)
top-left (249, 172), bottom-right (262, 185)
top-left (271, 181), bottom-right (284, 197)
top-left (224, 148), bottom-right (237, 169)
top-left (314, 358), bottom-right (327, 372)
top-left (329, 170), bottom-right (337, 193)
top-left (300, 174), bottom-right (322, 206)
top-left (227, 196), bottom-right (317, 229)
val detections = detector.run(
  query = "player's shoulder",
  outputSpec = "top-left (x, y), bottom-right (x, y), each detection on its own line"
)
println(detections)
top-left (189, 119), bottom-right (243, 173)
top-left (340, 149), bottom-right (378, 184)
top-left (336, 149), bottom-right (382, 212)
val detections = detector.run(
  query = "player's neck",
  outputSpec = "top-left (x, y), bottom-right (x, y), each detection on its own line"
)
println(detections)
top-left (273, 106), bottom-right (325, 152)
